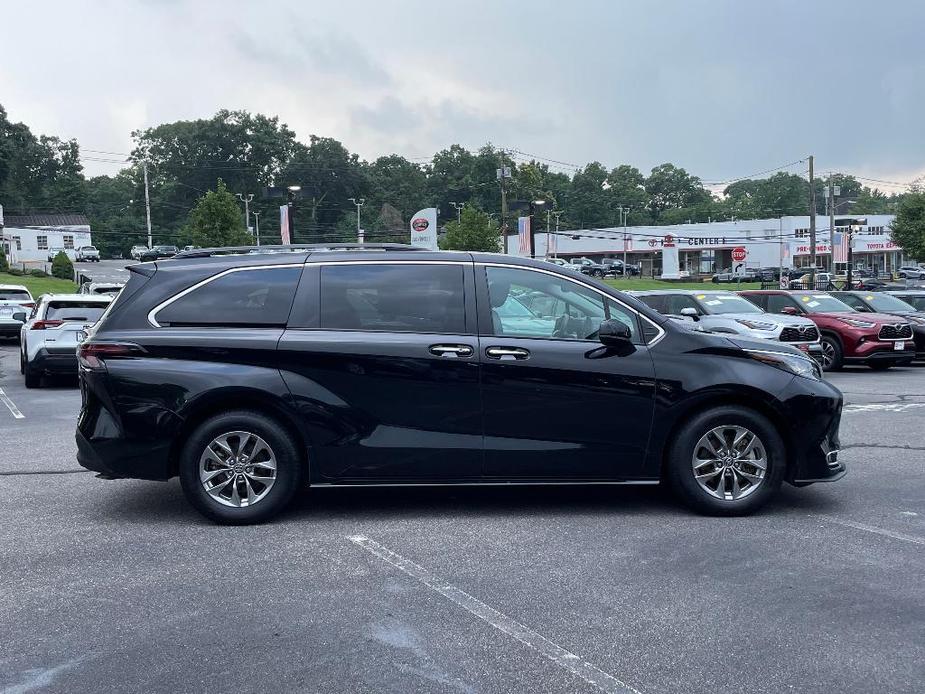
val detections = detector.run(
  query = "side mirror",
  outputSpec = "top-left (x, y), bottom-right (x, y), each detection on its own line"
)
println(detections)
top-left (679, 307), bottom-right (700, 321)
top-left (12, 312), bottom-right (26, 322)
top-left (780, 306), bottom-right (799, 315)
top-left (599, 319), bottom-right (633, 347)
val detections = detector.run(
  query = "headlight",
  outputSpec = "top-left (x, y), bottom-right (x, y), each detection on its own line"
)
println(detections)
top-left (745, 349), bottom-right (822, 380)
top-left (837, 317), bottom-right (876, 328)
top-left (735, 319), bottom-right (777, 331)
top-left (905, 315), bottom-right (925, 326)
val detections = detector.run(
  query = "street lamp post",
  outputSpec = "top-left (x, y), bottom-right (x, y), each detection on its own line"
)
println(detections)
top-left (449, 201), bottom-right (464, 224)
top-left (530, 200), bottom-right (546, 259)
top-left (552, 210), bottom-right (564, 259)
top-left (236, 192), bottom-right (254, 234)
top-left (286, 185), bottom-right (301, 244)
top-left (252, 211), bottom-right (260, 246)
top-left (349, 197), bottom-right (365, 243)
top-left (618, 206), bottom-right (631, 277)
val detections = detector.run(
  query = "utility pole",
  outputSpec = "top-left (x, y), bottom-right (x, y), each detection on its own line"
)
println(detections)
top-left (142, 160), bottom-right (153, 249)
top-left (236, 193), bottom-right (254, 235)
top-left (349, 197), bottom-right (365, 243)
top-left (449, 201), bottom-right (464, 223)
top-left (619, 206), bottom-right (631, 276)
top-left (808, 155), bottom-right (816, 286)
top-left (252, 211), bottom-right (261, 246)
top-left (498, 150), bottom-right (509, 254)
top-left (545, 208), bottom-right (551, 258)
top-left (552, 210), bottom-right (563, 259)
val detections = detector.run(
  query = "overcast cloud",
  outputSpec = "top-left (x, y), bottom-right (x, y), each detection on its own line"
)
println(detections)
top-left (1, 0), bottom-right (922, 189)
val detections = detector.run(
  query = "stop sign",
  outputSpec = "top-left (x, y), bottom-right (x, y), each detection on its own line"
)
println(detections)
top-left (732, 246), bottom-right (747, 262)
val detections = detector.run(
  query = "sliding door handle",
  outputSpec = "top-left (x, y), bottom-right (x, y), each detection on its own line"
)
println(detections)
top-left (485, 346), bottom-right (530, 360)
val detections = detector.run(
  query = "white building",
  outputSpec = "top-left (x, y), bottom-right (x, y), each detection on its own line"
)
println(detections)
top-left (0, 212), bottom-right (92, 265)
top-left (507, 214), bottom-right (906, 277)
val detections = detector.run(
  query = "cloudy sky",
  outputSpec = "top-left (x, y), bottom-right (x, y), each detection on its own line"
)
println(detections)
top-left (2, 0), bottom-right (923, 190)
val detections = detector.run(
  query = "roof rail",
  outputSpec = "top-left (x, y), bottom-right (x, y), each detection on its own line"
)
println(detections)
top-left (173, 243), bottom-right (425, 259)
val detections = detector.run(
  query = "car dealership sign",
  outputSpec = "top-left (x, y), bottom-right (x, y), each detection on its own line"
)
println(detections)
top-left (410, 208), bottom-right (438, 250)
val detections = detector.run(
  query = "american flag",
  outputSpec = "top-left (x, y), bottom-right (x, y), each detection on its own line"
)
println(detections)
top-left (518, 216), bottom-right (530, 255)
top-left (832, 230), bottom-right (849, 263)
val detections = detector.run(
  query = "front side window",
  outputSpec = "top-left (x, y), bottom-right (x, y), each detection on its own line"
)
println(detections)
top-left (486, 266), bottom-right (636, 341)
top-left (156, 266), bottom-right (301, 327)
top-left (320, 264), bottom-right (466, 334)
top-left (765, 294), bottom-right (798, 313)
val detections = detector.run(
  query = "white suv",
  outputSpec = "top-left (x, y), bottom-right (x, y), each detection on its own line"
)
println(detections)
top-left (0, 284), bottom-right (35, 341)
top-left (20, 294), bottom-right (112, 388)
top-left (130, 245), bottom-right (149, 260)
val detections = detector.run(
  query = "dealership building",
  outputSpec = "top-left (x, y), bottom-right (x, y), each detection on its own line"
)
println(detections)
top-left (0, 207), bottom-right (93, 265)
top-left (507, 214), bottom-right (906, 277)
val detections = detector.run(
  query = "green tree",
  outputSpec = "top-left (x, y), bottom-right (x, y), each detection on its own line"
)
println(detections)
top-left (890, 189), bottom-right (925, 261)
top-left (51, 251), bottom-right (73, 280)
top-left (645, 163), bottom-right (711, 218)
top-left (0, 247), bottom-right (8, 273)
top-left (183, 179), bottom-right (251, 248)
top-left (439, 205), bottom-right (500, 252)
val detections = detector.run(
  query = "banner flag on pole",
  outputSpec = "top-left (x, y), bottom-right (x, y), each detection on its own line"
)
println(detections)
top-left (517, 217), bottom-right (530, 255)
top-left (279, 205), bottom-right (291, 245)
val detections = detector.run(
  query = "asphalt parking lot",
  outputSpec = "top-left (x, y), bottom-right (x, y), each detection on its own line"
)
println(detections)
top-left (1, 339), bottom-right (923, 692)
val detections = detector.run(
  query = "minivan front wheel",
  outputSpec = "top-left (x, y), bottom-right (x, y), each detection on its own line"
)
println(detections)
top-left (666, 407), bottom-right (784, 516)
top-left (179, 411), bottom-right (303, 524)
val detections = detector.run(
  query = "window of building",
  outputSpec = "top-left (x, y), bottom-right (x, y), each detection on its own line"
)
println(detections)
top-left (320, 264), bottom-right (466, 334)
top-left (12, 236), bottom-right (21, 250)
top-left (37, 236), bottom-right (48, 250)
top-left (155, 266), bottom-right (301, 327)
top-left (794, 228), bottom-right (809, 239)
top-left (63, 235), bottom-right (74, 249)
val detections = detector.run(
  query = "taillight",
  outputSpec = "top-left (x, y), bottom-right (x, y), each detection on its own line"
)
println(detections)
top-left (31, 320), bottom-right (64, 330)
top-left (22, 302), bottom-right (35, 309)
top-left (77, 342), bottom-right (146, 370)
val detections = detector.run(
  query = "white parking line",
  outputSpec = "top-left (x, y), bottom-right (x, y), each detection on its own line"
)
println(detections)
top-left (843, 402), bottom-right (925, 413)
top-left (0, 387), bottom-right (24, 419)
top-left (814, 515), bottom-right (924, 546)
top-left (349, 535), bottom-right (641, 694)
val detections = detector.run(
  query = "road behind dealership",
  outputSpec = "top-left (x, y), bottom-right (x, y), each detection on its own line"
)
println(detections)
top-left (0, 287), bottom-right (923, 693)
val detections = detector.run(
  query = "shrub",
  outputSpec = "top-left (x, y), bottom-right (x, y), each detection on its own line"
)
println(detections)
top-left (0, 248), bottom-right (8, 273)
top-left (28, 269), bottom-right (48, 277)
top-left (51, 251), bottom-right (74, 280)
top-left (7, 268), bottom-right (24, 276)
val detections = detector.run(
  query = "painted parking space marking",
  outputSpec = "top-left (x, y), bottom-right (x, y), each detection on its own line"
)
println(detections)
top-left (349, 535), bottom-right (641, 694)
top-left (0, 387), bottom-right (24, 419)
top-left (843, 402), bottom-right (925, 414)
top-left (814, 515), bottom-right (924, 546)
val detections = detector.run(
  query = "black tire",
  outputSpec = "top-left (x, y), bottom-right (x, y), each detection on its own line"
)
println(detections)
top-left (820, 335), bottom-right (843, 371)
top-left (179, 410), bottom-right (304, 524)
top-left (665, 406), bottom-right (785, 516)
top-left (23, 362), bottom-right (40, 388)
top-left (868, 362), bottom-right (893, 371)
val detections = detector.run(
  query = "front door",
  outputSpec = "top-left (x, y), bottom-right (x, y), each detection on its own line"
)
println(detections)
top-left (478, 265), bottom-right (657, 480)
top-left (277, 261), bottom-right (483, 481)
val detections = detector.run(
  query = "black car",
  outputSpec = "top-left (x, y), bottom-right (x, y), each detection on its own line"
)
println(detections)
top-left (832, 291), bottom-right (925, 358)
top-left (77, 244), bottom-right (844, 524)
top-left (138, 245), bottom-right (178, 262)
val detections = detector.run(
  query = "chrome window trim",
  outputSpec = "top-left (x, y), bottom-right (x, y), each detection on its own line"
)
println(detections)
top-left (479, 262), bottom-right (666, 347)
top-left (147, 263), bottom-right (304, 327)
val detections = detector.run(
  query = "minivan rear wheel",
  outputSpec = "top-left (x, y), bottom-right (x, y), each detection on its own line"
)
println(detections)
top-left (179, 410), bottom-right (303, 524)
top-left (666, 406), bottom-right (784, 516)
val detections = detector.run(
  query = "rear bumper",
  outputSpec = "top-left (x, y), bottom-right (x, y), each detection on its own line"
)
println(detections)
top-left (0, 322), bottom-right (22, 337)
top-left (32, 348), bottom-right (78, 374)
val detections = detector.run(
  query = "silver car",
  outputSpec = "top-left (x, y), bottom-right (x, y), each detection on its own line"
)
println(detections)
top-left (0, 284), bottom-right (35, 341)
top-left (631, 289), bottom-right (823, 358)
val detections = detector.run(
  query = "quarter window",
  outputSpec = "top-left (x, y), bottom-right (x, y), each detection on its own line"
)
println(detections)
top-left (486, 266), bottom-right (637, 341)
top-left (320, 264), bottom-right (466, 334)
top-left (155, 266), bottom-right (301, 327)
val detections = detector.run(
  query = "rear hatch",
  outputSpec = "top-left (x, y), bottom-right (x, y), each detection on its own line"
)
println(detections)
top-left (41, 301), bottom-right (110, 353)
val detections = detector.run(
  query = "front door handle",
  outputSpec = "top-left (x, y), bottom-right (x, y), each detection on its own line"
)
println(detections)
top-left (485, 346), bottom-right (530, 360)
top-left (429, 344), bottom-right (474, 358)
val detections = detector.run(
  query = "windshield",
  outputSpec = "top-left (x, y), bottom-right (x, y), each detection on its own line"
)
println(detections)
top-left (694, 294), bottom-right (764, 315)
top-left (0, 290), bottom-right (31, 302)
top-left (46, 302), bottom-right (109, 322)
top-left (795, 294), bottom-right (855, 313)
top-left (862, 293), bottom-right (916, 312)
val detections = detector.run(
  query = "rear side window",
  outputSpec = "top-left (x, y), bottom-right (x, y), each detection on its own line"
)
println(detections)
top-left (320, 264), bottom-right (466, 333)
top-left (156, 266), bottom-right (301, 327)
top-left (46, 302), bottom-right (108, 322)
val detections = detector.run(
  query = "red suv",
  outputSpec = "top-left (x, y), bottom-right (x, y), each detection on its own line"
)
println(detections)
top-left (739, 290), bottom-right (915, 371)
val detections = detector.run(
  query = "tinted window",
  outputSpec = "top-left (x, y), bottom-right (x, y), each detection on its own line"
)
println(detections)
top-left (836, 294), bottom-right (866, 310)
top-left (637, 295), bottom-right (668, 314)
top-left (157, 266), bottom-right (301, 326)
top-left (898, 295), bottom-right (925, 310)
top-left (46, 302), bottom-right (109, 322)
top-left (320, 264), bottom-right (466, 333)
top-left (665, 295), bottom-right (701, 315)
top-left (862, 293), bottom-right (916, 313)
top-left (765, 294), bottom-right (798, 313)
top-left (487, 266), bottom-right (636, 341)
top-left (0, 289), bottom-right (31, 302)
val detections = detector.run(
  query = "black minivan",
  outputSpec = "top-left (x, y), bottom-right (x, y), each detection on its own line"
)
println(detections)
top-left (77, 245), bottom-right (844, 524)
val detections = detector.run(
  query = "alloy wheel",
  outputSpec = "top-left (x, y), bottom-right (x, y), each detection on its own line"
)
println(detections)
top-left (199, 431), bottom-right (277, 507)
top-left (691, 425), bottom-right (767, 501)
top-left (820, 341), bottom-right (836, 370)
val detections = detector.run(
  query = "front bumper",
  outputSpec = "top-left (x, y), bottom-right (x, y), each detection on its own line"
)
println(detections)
top-left (777, 376), bottom-right (846, 485)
